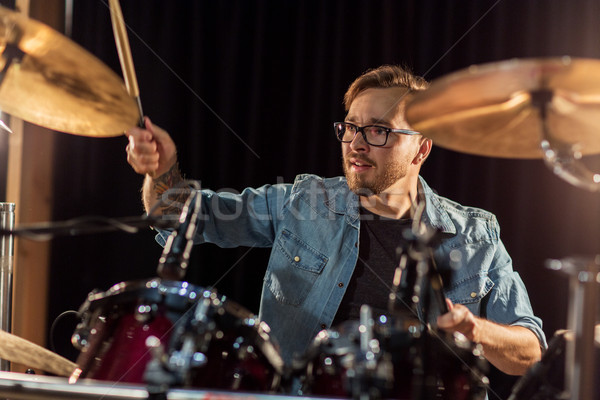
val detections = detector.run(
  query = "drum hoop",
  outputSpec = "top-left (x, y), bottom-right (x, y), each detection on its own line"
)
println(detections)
top-left (85, 279), bottom-right (210, 312)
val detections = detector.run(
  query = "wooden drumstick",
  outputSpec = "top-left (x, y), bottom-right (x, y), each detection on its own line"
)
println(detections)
top-left (109, 0), bottom-right (158, 178)
top-left (0, 329), bottom-right (79, 376)
top-left (108, 0), bottom-right (144, 127)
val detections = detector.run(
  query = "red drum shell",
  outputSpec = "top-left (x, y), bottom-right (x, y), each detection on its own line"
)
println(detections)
top-left (73, 279), bottom-right (283, 392)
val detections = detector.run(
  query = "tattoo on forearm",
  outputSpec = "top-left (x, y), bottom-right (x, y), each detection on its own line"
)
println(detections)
top-left (154, 163), bottom-right (183, 193)
top-left (152, 163), bottom-right (190, 216)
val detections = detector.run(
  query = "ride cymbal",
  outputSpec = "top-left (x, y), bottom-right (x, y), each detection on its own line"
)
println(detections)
top-left (0, 6), bottom-right (138, 136)
top-left (405, 57), bottom-right (600, 159)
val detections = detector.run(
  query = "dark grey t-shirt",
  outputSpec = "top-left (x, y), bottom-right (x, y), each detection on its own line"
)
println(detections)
top-left (333, 207), bottom-right (412, 325)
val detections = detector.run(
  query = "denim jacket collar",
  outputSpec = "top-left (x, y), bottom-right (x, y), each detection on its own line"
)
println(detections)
top-left (320, 175), bottom-right (457, 234)
top-left (418, 176), bottom-right (457, 235)
top-left (320, 177), bottom-right (361, 227)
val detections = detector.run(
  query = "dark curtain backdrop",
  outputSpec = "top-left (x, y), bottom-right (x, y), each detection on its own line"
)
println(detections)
top-left (46, 0), bottom-right (600, 397)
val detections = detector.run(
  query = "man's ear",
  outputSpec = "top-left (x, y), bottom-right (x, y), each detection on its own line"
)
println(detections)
top-left (413, 137), bottom-right (432, 164)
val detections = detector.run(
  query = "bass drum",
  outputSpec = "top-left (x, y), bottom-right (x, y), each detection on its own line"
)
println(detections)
top-left (297, 316), bottom-right (488, 400)
top-left (71, 279), bottom-right (283, 392)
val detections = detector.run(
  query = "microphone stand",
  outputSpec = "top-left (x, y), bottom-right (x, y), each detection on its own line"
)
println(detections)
top-left (156, 190), bottom-right (202, 281)
top-left (0, 215), bottom-right (177, 239)
top-left (388, 223), bottom-right (449, 322)
top-left (388, 215), bottom-right (459, 400)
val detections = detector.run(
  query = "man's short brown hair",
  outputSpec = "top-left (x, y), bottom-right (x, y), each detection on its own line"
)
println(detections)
top-left (343, 65), bottom-right (428, 111)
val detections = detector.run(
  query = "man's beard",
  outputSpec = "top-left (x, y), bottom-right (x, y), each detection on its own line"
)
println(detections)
top-left (343, 156), bottom-right (409, 196)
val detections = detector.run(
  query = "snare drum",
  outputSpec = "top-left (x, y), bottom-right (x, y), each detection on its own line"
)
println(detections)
top-left (297, 316), bottom-right (488, 400)
top-left (72, 279), bottom-right (283, 392)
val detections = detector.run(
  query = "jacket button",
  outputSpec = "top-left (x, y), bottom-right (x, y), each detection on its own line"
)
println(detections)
top-left (354, 242), bottom-right (358, 247)
top-left (321, 324), bottom-right (326, 329)
top-left (470, 292), bottom-right (477, 298)
top-left (338, 282), bottom-right (344, 288)
top-left (294, 256), bottom-right (300, 262)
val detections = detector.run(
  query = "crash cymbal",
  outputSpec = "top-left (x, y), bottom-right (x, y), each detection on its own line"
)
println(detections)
top-left (0, 329), bottom-right (78, 376)
top-left (405, 57), bottom-right (600, 159)
top-left (0, 6), bottom-right (138, 136)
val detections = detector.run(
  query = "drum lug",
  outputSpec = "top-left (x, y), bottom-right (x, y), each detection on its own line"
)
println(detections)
top-left (144, 335), bottom-right (207, 387)
top-left (71, 330), bottom-right (89, 350)
top-left (71, 289), bottom-right (103, 350)
top-left (135, 304), bottom-right (156, 323)
top-left (144, 336), bottom-right (178, 387)
top-left (189, 352), bottom-right (208, 368)
top-left (167, 335), bottom-right (207, 380)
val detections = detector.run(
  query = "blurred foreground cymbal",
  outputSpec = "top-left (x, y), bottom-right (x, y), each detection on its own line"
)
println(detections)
top-left (0, 329), bottom-right (78, 376)
top-left (0, 6), bottom-right (138, 136)
top-left (405, 57), bottom-right (600, 159)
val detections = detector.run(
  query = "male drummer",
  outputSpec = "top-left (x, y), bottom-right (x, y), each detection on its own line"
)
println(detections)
top-left (126, 65), bottom-right (546, 377)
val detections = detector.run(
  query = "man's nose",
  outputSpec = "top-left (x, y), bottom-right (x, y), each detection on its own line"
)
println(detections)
top-left (349, 131), bottom-right (369, 152)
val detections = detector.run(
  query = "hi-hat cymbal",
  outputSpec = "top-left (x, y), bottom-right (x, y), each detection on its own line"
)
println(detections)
top-left (0, 329), bottom-right (78, 376)
top-left (0, 6), bottom-right (138, 136)
top-left (405, 57), bottom-right (600, 159)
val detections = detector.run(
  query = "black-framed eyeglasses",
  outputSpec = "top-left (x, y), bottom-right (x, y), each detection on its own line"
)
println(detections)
top-left (333, 122), bottom-right (420, 146)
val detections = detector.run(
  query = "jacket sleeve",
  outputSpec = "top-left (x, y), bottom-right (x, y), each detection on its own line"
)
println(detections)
top-left (485, 240), bottom-right (548, 349)
top-left (155, 183), bottom-right (292, 249)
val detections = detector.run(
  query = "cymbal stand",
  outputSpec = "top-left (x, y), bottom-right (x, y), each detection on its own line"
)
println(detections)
top-left (0, 21), bottom-right (24, 89)
top-left (532, 89), bottom-right (600, 400)
top-left (0, 203), bottom-right (15, 371)
top-left (531, 88), bottom-right (600, 192)
top-left (0, 43), bottom-right (24, 88)
top-left (547, 256), bottom-right (599, 400)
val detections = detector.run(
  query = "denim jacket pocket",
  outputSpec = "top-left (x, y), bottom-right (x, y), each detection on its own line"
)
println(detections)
top-left (265, 229), bottom-right (328, 306)
top-left (445, 274), bottom-right (494, 310)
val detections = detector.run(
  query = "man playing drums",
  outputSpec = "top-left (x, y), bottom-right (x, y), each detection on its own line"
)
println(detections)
top-left (126, 65), bottom-right (546, 380)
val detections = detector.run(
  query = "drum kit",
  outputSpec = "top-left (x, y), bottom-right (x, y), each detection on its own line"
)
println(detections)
top-left (0, 3), bottom-right (599, 400)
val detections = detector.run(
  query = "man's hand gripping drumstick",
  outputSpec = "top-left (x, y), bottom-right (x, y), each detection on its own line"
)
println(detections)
top-left (126, 118), bottom-right (184, 217)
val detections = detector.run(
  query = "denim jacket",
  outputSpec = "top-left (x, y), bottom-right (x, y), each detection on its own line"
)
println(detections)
top-left (156, 174), bottom-right (546, 364)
